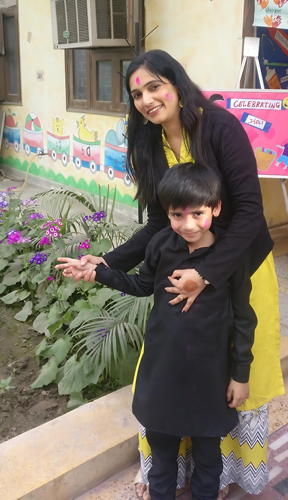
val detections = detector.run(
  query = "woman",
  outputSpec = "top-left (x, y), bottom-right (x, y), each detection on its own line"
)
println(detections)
top-left (57, 50), bottom-right (284, 499)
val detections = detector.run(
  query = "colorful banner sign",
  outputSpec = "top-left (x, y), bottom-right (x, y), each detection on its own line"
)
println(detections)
top-left (205, 90), bottom-right (288, 178)
top-left (253, 0), bottom-right (288, 30)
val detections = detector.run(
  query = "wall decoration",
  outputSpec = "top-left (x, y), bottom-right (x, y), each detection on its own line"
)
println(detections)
top-left (23, 112), bottom-right (44, 157)
top-left (256, 28), bottom-right (288, 90)
top-left (205, 90), bottom-right (288, 177)
top-left (0, 108), bottom-right (136, 207)
top-left (48, 117), bottom-right (70, 167)
top-left (72, 116), bottom-right (101, 175)
top-left (253, 0), bottom-right (288, 29)
top-left (52, 117), bottom-right (64, 136)
top-left (3, 110), bottom-right (21, 153)
top-left (104, 119), bottom-right (132, 187)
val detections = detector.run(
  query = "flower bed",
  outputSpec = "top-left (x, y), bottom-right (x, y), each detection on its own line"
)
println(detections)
top-left (0, 186), bottom-right (152, 409)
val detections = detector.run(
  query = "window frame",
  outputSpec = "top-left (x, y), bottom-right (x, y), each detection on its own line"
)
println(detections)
top-left (0, 5), bottom-right (22, 104)
top-left (65, 47), bottom-right (133, 116)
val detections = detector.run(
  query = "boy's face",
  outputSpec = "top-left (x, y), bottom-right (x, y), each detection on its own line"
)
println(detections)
top-left (167, 203), bottom-right (221, 244)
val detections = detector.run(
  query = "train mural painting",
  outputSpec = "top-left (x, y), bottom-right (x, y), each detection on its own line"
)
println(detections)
top-left (104, 119), bottom-right (132, 187)
top-left (72, 135), bottom-right (102, 174)
top-left (2, 113), bottom-right (133, 189)
top-left (47, 131), bottom-right (70, 167)
top-left (23, 113), bottom-right (44, 157)
top-left (3, 111), bottom-right (21, 153)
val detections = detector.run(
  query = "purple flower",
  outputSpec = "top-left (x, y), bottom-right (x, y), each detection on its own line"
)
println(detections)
top-left (78, 254), bottom-right (84, 259)
top-left (39, 236), bottom-right (51, 246)
top-left (29, 213), bottom-right (44, 220)
top-left (41, 219), bottom-right (62, 238)
top-left (22, 198), bottom-right (37, 206)
top-left (78, 239), bottom-right (91, 250)
top-left (7, 230), bottom-right (22, 244)
top-left (83, 211), bottom-right (105, 223)
top-left (30, 252), bottom-right (48, 265)
top-left (121, 293), bottom-right (126, 296)
top-left (7, 186), bottom-right (17, 192)
top-left (47, 276), bottom-right (54, 281)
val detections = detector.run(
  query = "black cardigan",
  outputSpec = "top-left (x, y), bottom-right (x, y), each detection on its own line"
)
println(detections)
top-left (104, 107), bottom-right (273, 287)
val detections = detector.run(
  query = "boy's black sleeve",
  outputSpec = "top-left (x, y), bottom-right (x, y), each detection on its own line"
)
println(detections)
top-left (95, 238), bottom-right (159, 297)
top-left (103, 196), bottom-right (168, 272)
top-left (229, 259), bottom-right (257, 383)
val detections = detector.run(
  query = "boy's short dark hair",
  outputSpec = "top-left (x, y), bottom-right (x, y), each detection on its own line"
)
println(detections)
top-left (157, 163), bottom-right (221, 211)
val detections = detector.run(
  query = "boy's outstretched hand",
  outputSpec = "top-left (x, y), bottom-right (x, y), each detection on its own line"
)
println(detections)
top-left (55, 256), bottom-right (108, 282)
top-left (226, 380), bottom-right (249, 408)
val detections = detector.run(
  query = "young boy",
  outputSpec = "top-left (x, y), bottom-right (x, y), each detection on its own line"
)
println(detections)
top-left (59, 163), bottom-right (256, 500)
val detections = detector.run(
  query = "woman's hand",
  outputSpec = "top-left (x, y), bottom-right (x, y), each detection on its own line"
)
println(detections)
top-left (165, 268), bottom-right (206, 313)
top-left (55, 255), bottom-right (108, 283)
top-left (226, 380), bottom-right (249, 408)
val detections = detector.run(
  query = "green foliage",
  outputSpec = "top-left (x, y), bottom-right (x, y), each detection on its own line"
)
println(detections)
top-left (0, 185), bottom-right (151, 408)
top-left (0, 376), bottom-right (15, 393)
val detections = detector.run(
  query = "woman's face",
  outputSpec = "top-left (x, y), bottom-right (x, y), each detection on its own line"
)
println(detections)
top-left (129, 67), bottom-right (180, 127)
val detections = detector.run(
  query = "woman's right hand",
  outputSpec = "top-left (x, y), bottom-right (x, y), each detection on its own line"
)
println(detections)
top-left (55, 255), bottom-right (108, 283)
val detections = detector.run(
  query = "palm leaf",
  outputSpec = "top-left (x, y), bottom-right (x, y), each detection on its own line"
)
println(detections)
top-left (70, 314), bottom-right (143, 373)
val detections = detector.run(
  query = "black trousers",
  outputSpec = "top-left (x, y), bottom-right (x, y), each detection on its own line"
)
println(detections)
top-left (146, 429), bottom-right (222, 500)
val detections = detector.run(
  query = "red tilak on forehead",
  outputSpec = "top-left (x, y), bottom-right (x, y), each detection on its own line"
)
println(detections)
top-left (136, 77), bottom-right (140, 85)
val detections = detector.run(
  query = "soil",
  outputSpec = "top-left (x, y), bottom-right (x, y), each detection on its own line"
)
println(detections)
top-left (0, 306), bottom-right (68, 444)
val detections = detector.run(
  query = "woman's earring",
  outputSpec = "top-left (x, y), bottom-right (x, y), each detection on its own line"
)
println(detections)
top-left (179, 99), bottom-right (183, 108)
top-left (142, 117), bottom-right (148, 125)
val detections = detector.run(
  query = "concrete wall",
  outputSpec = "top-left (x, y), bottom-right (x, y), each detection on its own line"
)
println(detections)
top-left (0, 0), bottom-right (136, 210)
top-left (145, 0), bottom-right (245, 89)
top-left (1, 0), bottom-right (287, 226)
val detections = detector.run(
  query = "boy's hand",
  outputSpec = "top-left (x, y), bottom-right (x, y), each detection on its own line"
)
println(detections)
top-left (226, 380), bottom-right (249, 408)
top-left (55, 256), bottom-right (108, 282)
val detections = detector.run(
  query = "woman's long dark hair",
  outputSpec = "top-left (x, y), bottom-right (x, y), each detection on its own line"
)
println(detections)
top-left (125, 49), bottom-right (224, 207)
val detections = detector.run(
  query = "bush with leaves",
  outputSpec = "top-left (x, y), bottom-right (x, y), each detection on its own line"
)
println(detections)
top-left (0, 186), bottom-right (152, 409)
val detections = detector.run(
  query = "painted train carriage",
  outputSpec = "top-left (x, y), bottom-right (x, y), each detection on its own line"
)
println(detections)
top-left (104, 120), bottom-right (132, 187)
top-left (3, 125), bottom-right (21, 153)
top-left (47, 131), bottom-right (70, 167)
top-left (3, 112), bottom-right (21, 152)
top-left (72, 135), bottom-right (101, 174)
top-left (23, 113), bottom-right (44, 157)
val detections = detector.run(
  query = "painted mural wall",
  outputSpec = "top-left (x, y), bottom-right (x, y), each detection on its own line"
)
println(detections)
top-left (0, 0), bottom-right (287, 226)
top-left (0, 0), bottom-right (136, 209)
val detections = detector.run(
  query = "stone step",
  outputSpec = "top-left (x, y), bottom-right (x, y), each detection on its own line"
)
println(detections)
top-left (0, 385), bottom-right (139, 500)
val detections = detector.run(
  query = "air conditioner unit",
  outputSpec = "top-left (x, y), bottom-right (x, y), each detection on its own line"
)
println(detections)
top-left (50, 0), bottom-right (133, 49)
